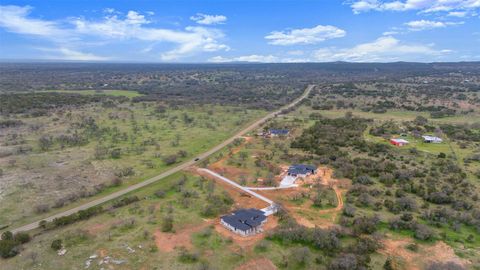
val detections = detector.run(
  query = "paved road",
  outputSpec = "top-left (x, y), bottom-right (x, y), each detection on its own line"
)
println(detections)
top-left (245, 185), bottom-right (298, 191)
top-left (198, 168), bottom-right (274, 204)
top-left (9, 84), bottom-right (314, 234)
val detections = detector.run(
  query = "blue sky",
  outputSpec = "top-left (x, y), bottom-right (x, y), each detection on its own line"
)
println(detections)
top-left (0, 0), bottom-right (479, 62)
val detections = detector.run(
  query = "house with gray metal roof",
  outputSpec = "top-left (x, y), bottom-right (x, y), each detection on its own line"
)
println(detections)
top-left (220, 208), bottom-right (267, 236)
top-left (287, 164), bottom-right (316, 177)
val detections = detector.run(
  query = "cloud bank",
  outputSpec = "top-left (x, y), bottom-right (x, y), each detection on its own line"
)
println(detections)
top-left (0, 5), bottom-right (229, 61)
top-left (265, 25), bottom-right (346, 45)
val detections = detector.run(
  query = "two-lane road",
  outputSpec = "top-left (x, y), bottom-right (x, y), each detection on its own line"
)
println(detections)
top-left (9, 84), bottom-right (314, 234)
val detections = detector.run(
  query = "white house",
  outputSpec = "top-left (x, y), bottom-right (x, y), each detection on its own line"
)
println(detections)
top-left (422, 135), bottom-right (443, 143)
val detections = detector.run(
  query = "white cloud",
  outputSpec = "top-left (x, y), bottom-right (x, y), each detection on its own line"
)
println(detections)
top-left (103, 8), bottom-right (115, 14)
top-left (72, 15), bottom-right (230, 60)
top-left (0, 5), bottom-right (66, 37)
top-left (210, 36), bottom-right (450, 63)
top-left (405, 20), bottom-right (464, 31)
top-left (382, 31), bottom-right (399, 35)
top-left (125, 11), bottom-right (149, 25)
top-left (313, 36), bottom-right (449, 62)
top-left (0, 5), bottom-right (230, 61)
top-left (265, 25), bottom-right (346, 45)
top-left (447, 11), bottom-right (468, 17)
top-left (190, 13), bottom-right (227, 25)
top-left (38, 47), bottom-right (109, 61)
top-left (350, 0), bottom-right (480, 14)
top-left (288, 50), bottom-right (305, 56)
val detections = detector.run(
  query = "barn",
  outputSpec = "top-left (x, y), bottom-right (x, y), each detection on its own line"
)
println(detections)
top-left (390, 138), bottom-right (409, 146)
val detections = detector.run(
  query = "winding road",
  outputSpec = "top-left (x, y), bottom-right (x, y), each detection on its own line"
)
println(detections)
top-left (8, 84), bottom-right (314, 234)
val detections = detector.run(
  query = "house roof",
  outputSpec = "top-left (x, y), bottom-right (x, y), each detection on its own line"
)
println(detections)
top-left (221, 208), bottom-right (267, 231)
top-left (391, 138), bottom-right (409, 143)
top-left (269, 129), bottom-right (289, 135)
top-left (288, 164), bottom-right (316, 175)
top-left (422, 135), bottom-right (442, 141)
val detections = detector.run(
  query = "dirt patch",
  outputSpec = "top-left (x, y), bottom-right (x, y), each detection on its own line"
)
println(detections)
top-left (296, 166), bottom-right (335, 186)
top-left (214, 215), bottom-right (279, 250)
top-left (380, 237), bottom-right (471, 270)
top-left (154, 221), bottom-right (212, 252)
top-left (98, 248), bottom-right (108, 257)
top-left (256, 168), bottom-right (347, 229)
top-left (235, 257), bottom-right (277, 270)
top-left (86, 223), bottom-right (108, 235)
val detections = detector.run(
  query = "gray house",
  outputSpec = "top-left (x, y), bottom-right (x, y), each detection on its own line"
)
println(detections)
top-left (287, 164), bottom-right (317, 177)
top-left (220, 209), bottom-right (267, 236)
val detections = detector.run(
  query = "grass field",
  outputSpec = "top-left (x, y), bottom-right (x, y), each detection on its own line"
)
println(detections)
top-left (0, 102), bottom-right (266, 228)
top-left (289, 106), bottom-right (480, 125)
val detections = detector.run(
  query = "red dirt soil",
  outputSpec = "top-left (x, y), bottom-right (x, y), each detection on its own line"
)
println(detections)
top-left (235, 257), bottom-right (277, 270)
top-left (256, 167), bottom-right (348, 228)
top-left (86, 222), bottom-right (108, 235)
top-left (154, 221), bottom-right (212, 252)
top-left (380, 237), bottom-right (471, 270)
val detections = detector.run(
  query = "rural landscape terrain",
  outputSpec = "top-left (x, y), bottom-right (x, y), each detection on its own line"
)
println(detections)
top-left (1, 62), bottom-right (480, 270)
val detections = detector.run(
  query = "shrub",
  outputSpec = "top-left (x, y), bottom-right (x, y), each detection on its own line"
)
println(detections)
top-left (255, 240), bottom-right (270, 252)
top-left (111, 177), bottom-right (122, 187)
top-left (352, 216), bottom-right (379, 235)
top-left (1, 231), bottom-right (13, 240)
top-left (414, 224), bottom-right (434, 241)
top-left (426, 262), bottom-right (464, 270)
top-left (154, 189), bottom-right (166, 198)
top-left (178, 247), bottom-right (198, 263)
top-left (163, 154), bottom-right (178, 165)
top-left (329, 253), bottom-right (358, 270)
top-left (161, 215), bottom-right (174, 232)
top-left (112, 196), bottom-right (139, 208)
top-left (51, 239), bottom-right (62, 251)
top-left (35, 204), bottom-right (50, 214)
top-left (14, 232), bottom-right (31, 244)
top-left (406, 243), bottom-right (419, 252)
top-left (0, 231), bottom-right (30, 258)
top-left (0, 239), bottom-right (19, 258)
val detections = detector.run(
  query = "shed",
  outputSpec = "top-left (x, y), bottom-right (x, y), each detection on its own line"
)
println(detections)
top-left (390, 138), bottom-right (409, 146)
top-left (422, 135), bottom-right (443, 143)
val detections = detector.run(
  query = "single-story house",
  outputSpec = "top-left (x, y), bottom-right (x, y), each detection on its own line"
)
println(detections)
top-left (220, 208), bottom-right (267, 236)
top-left (287, 164), bottom-right (317, 177)
top-left (422, 135), bottom-right (443, 143)
top-left (269, 129), bottom-right (289, 136)
top-left (390, 138), bottom-right (409, 146)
